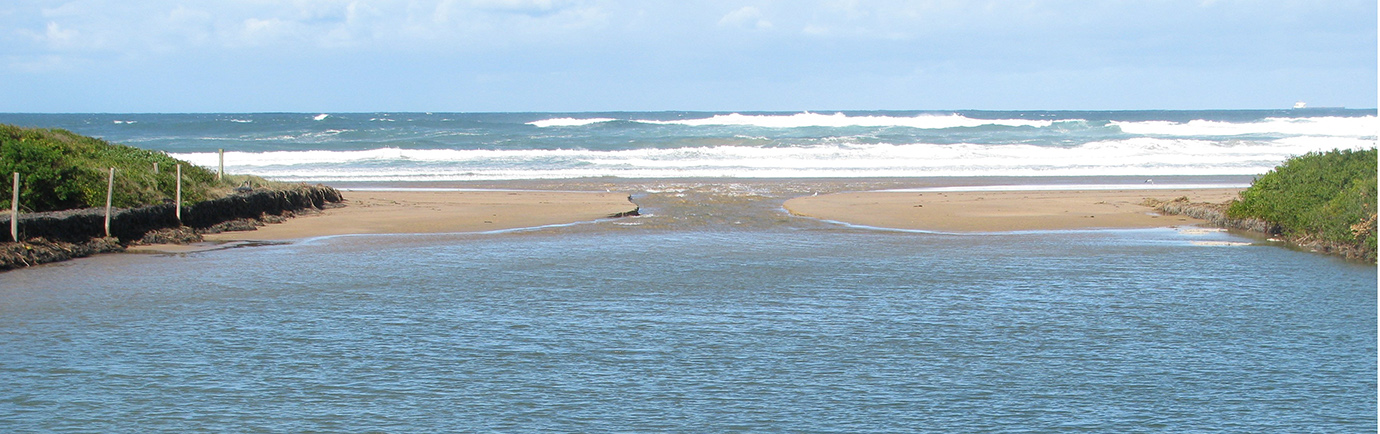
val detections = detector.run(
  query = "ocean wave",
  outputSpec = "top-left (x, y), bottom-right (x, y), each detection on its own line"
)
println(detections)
top-left (1112, 116), bottom-right (1377, 137)
top-left (174, 147), bottom-right (593, 166)
top-left (195, 166), bottom-right (1271, 183)
top-left (528, 117), bottom-right (618, 127)
top-left (527, 113), bottom-right (1378, 138)
top-left (169, 135), bottom-right (1370, 181)
top-left (248, 129), bottom-right (354, 143)
top-left (637, 112), bottom-right (1056, 129)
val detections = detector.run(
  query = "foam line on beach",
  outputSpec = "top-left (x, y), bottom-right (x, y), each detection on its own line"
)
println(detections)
top-left (882, 183), bottom-right (1250, 193)
top-left (289, 216), bottom-right (626, 244)
top-left (337, 187), bottom-right (523, 192)
top-left (336, 187), bottom-right (629, 194)
top-left (800, 214), bottom-right (1260, 242)
top-left (796, 214), bottom-right (1202, 236)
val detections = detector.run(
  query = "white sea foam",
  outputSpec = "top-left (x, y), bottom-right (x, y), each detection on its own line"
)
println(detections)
top-left (1178, 228), bottom-right (1229, 235)
top-left (528, 117), bottom-right (618, 127)
top-left (1112, 116), bottom-right (1377, 137)
top-left (1190, 241), bottom-right (1254, 247)
top-left (250, 129), bottom-right (353, 143)
top-left (886, 184), bottom-right (1251, 193)
top-left (195, 167), bottom-right (1261, 183)
top-left (338, 187), bottom-right (520, 192)
top-left (519, 113), bottom-right (1379, 137)
top-left (169, 133), bottom-right (1370, 182)
top-left (638, 112), bottom-right (1056, 129)
top-left (313, 114), bottom-right (330, 121)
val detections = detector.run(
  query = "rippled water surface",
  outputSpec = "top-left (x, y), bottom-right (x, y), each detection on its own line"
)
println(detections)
top-left (1, 194), bottom-right (1374, 432)
top-left (0, 110), bottom-right (1373, 180)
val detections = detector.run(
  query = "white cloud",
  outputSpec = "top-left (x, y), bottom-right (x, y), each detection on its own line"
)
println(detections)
top-left (16, 21), bottom-right (83, 49)
top-left (235, 17), bottom-right (301, 47)
top-left (719, 6), bottom-right (772, 29)
top-left (2, 0), bottom-right (1374, 111)
top-left (1, 1), bottom-right (611, 56)
top-left (43, 21), bottom-right (80, 46)
top-left (468, 0), bottom-right (560, 13)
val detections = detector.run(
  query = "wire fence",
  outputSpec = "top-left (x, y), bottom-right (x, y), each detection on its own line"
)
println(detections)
top-left (5, 163), bottom-right (186, 242)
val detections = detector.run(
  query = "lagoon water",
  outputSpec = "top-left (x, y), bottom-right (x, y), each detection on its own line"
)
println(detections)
top-left (0, 111), bottom-right (1376, 431)
top-left (3, 184), bottom-right (1377, 432)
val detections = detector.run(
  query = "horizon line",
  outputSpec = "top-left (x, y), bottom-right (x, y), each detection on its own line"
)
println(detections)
top-left (1, 107), bottom-right (1375, 116)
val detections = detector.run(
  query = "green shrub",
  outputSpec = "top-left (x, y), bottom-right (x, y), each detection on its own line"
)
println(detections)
top-left (0, 124), bottom-right (229, 212)
top-left (1228, 148), bottom-right (1378, 259)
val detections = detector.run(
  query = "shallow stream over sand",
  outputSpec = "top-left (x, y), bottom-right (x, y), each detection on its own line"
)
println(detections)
top-left (2, 178), bottom-right (1374, 432)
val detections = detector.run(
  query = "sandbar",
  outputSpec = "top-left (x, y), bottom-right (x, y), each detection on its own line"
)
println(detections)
top-left (201, 189), bottom-right (638, 241)
top-left (784, 188), bottom-right (1242, 232)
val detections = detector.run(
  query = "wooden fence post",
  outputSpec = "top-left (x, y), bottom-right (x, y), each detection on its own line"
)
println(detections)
top-left (104, 167), bottom-right (114, 238)
top-left (153, 162), bottom-right (159, 174)
top-left (10, 172), bottom-right (17, 242)
top-left (175, 164), bottom-right (182, 223)
top-left (218, 148), bottom-right (224, 181)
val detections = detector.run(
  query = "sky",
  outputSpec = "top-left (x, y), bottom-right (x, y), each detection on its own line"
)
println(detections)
top-left (1, 0), bottom-right (1375, 113)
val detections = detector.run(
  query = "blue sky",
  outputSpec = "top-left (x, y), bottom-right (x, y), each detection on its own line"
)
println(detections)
top-left (1, 0), bottom-right (1375, 112)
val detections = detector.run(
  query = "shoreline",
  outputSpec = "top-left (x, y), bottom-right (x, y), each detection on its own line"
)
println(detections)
top-left (30, 177), bottom-right (1253, 261)
top-left (783, 187), bottom-right (1243, 233)
top-left (198, 189), bottom-right (639, 242)
top-left (317, 174), bottom-right (1255, 191)
top-left (0, 176), bottom-right (1275, 271)
top-left (1, 186), bottom-right (342, 270)
top-left (207, 177), bottom-right (1243, 240)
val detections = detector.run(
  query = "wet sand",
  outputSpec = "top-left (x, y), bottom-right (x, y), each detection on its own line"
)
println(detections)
top-left (200, 189), bottom-right (639, 241)
top-left (783, 188), bottom-right (1243, 232)
top-left (165, 179), bottom-right (1245, 245)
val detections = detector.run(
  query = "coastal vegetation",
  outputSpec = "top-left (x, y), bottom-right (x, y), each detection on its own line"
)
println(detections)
top-left (0, 124), bottom-right (334, 271)
top-left (1228, 148), bottom-right (1378, 262)
top-left (0, 124), bottom-right (253, 212)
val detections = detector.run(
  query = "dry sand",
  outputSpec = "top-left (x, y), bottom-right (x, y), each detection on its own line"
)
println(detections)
top-left (200, 189), bottom-right (639, 241)
top-left (784, 188), bottom-right (1243, 232)
top-left (151, 183), bottom-right (1241, 246)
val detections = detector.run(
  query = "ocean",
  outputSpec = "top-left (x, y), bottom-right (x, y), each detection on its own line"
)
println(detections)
top-left (0, 110), bottom-right (1376, 432)
top-left (0, 109), bottom-right (1374, 181)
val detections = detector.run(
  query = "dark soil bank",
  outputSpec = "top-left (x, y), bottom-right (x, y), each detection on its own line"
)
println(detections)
top-left (0, 185), bottom-right (342, 271)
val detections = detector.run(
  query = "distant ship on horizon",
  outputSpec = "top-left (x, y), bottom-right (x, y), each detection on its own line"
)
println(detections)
top-left (1292, 101), bottom-right (1345, 110)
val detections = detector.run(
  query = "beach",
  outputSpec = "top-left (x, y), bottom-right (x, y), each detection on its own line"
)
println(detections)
top-left (178, 181), bottom-right (1248, 242)
top-left (198, 189), bottom-right (639, 241)
top-left (784, 187), bottom-right (1244, 232)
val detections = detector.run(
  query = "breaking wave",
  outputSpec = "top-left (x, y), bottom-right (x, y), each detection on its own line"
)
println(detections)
top-left (170, 134), bottom-right (1371, 182)
top-left (1112, 116), bottom-right (1376, 137)
top-left (528, 117), bottom-right (618, 127)
top-left (637, 112), bottom-right (1055, 128)
top-left (526, 112), bottom-right (1056, 129)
